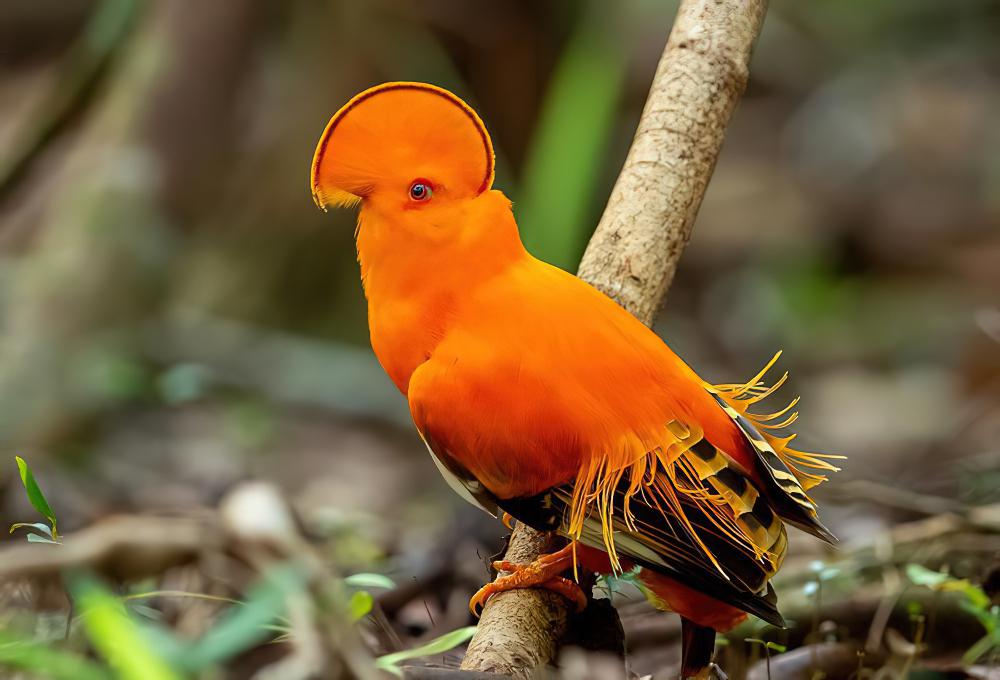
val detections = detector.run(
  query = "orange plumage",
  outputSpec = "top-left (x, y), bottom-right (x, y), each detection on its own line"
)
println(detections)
top-left (312, 82), bottom-right (842, 675)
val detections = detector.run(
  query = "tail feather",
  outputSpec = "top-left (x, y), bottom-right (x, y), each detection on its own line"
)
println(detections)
top-left (708, 353), bottom-right (844, 544)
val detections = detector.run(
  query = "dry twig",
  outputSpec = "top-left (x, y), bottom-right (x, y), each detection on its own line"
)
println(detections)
top-left (0, 515), bottom-right (215, 582)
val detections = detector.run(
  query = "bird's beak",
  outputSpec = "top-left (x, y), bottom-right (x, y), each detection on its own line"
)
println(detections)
top-left (311, 183), bottom-right (362, 212)
top-left (310, 135), bottom-right (366, 212)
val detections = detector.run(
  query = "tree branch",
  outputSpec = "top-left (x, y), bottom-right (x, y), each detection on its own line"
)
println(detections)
top-left (461, 0), bottom-right (768, 675)
top-left (578, 0), bottom-right (768, 325)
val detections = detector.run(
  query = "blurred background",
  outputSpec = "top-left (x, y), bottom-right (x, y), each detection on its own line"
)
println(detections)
top-left (0, 0), bottom-right (998, 677)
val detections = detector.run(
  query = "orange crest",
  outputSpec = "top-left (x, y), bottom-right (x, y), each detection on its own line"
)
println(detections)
top-left (310, 82), bottom-right (495, 209)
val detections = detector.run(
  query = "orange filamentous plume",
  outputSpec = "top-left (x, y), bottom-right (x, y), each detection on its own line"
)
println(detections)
top-left (711, 352), bottom-right (845, 491)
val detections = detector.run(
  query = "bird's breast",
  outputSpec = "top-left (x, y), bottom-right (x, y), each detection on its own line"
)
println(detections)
top-left (367, 290), bottom-right (453, 394)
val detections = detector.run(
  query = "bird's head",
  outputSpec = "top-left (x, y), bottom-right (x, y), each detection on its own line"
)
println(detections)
top-left (310, 82), bottom-right (495, 218)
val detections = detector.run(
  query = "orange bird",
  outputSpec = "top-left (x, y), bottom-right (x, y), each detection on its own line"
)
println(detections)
top-left (311, 82), bottom-right (841, 678)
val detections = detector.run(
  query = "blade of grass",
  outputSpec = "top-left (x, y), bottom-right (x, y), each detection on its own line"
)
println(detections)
top-left (123, 589), bottom-right (245, 607)
top-left (182, 563), bottom-right (304, 671)
top-left (376, 626), bottom-right (478, 673)
top-left (70, 575), bottom-right (181, 680)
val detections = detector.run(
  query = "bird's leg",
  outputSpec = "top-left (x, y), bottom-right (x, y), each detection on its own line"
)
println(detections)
top-left (681, 618), bottom-right (727, 679)
top-left (469, 543), bottom-right (587, 615)
top-left (500, 512), bottom-right (515, 530)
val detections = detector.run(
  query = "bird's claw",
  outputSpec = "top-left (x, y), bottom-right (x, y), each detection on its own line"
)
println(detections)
top-left (468, 544), bottom-right (586, 616)
top-left (469, 575), bottom-right (587, 617)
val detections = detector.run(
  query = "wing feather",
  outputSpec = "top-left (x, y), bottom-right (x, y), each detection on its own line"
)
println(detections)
top-left (707, 389), bottom-right (838, 543)
top-left (498, 468), bottom-right (786, 626)
top-left (420, 417), bottom-right (788, 625)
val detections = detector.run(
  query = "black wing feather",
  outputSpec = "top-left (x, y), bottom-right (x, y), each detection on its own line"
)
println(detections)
top-left (708, 392), bottom-right (837, 544)
top-left (499, 480), bottom-right (786, 627)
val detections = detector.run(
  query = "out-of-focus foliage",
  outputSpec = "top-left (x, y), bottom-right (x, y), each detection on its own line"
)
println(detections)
top-left (0, 0), bottom-right (997, 677)
top-left (71, 575), bottom-right (182, 680)
top-left (0, 628), bottom-right (113, 680)
top-left (907, 564), bottom-right (1000, 665)
top-left (376, 626), bottom-right (478, 676)
top-left (516, 0), bottom-right (628, 269)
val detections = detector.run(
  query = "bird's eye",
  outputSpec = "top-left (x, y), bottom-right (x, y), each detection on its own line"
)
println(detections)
top-left (409, 181), bottom-right (433, 202)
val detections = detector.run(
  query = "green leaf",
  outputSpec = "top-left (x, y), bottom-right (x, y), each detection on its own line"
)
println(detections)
top-left (381, 663), bottom-right (404, 678)
top-left (14, 456), bottom-right (58, 539)
top-left (905, 564), bottom-right (950, 587)
top-left (745, 637), bottom-right (786, 653)
top-left (26, 533), bottom-right (60, 544)
top-left (908, 564), bottom-right (993, 615)
top-left (0, 630), bottom-right (112, 680)
top-left (959, 601), bottom-right (999, 634)
top-left (70, 575), bottom-right (181, 680)
top-left (345, 573), bottom-right (396, 590)
top-left (10, 522), bottom-right (54, 538)
top-left (348, 590), bottom-right (374, 621)
top-left (961, 633), bottom-right (997, 665)
top-left (376, 626), bottom-right (478, 672)
top-left (945, 580), bottom-right (991, 612)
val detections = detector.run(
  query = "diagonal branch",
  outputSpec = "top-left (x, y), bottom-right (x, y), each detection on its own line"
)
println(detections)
top-left (461, 0), bottom-right (769, 676)
top-left (578, 0), bottom-right (769, 324)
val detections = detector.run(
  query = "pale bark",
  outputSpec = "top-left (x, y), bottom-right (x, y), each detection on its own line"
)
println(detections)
top-left (461, 0), bottom-right (769, 676)
top-left (578, 0), bottom-right (769, 326)
top-left (460, 530), bottom-right (570, 676)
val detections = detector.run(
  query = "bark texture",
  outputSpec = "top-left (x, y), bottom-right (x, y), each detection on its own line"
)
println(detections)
top-left (577, 0), bottom-right (768, 326)
top-left (461, 530), bottom-right (570, 676)
top-left (461, 0), bottom-right (769, 676)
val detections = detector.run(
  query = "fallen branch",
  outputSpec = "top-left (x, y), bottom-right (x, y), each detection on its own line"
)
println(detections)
top-left (0, 515), bottom-right (215, 582)
top-left (461, 0), bottom-right (768, 675)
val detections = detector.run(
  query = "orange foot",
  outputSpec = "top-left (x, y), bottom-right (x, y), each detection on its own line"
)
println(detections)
top-left (469, 543), bottom-right (587, 616)
top-left (500, 512), bottom-right (515, 530)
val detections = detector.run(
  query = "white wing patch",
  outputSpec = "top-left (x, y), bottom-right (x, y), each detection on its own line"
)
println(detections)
top-left (421, 437), bottom-right (496, 516)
